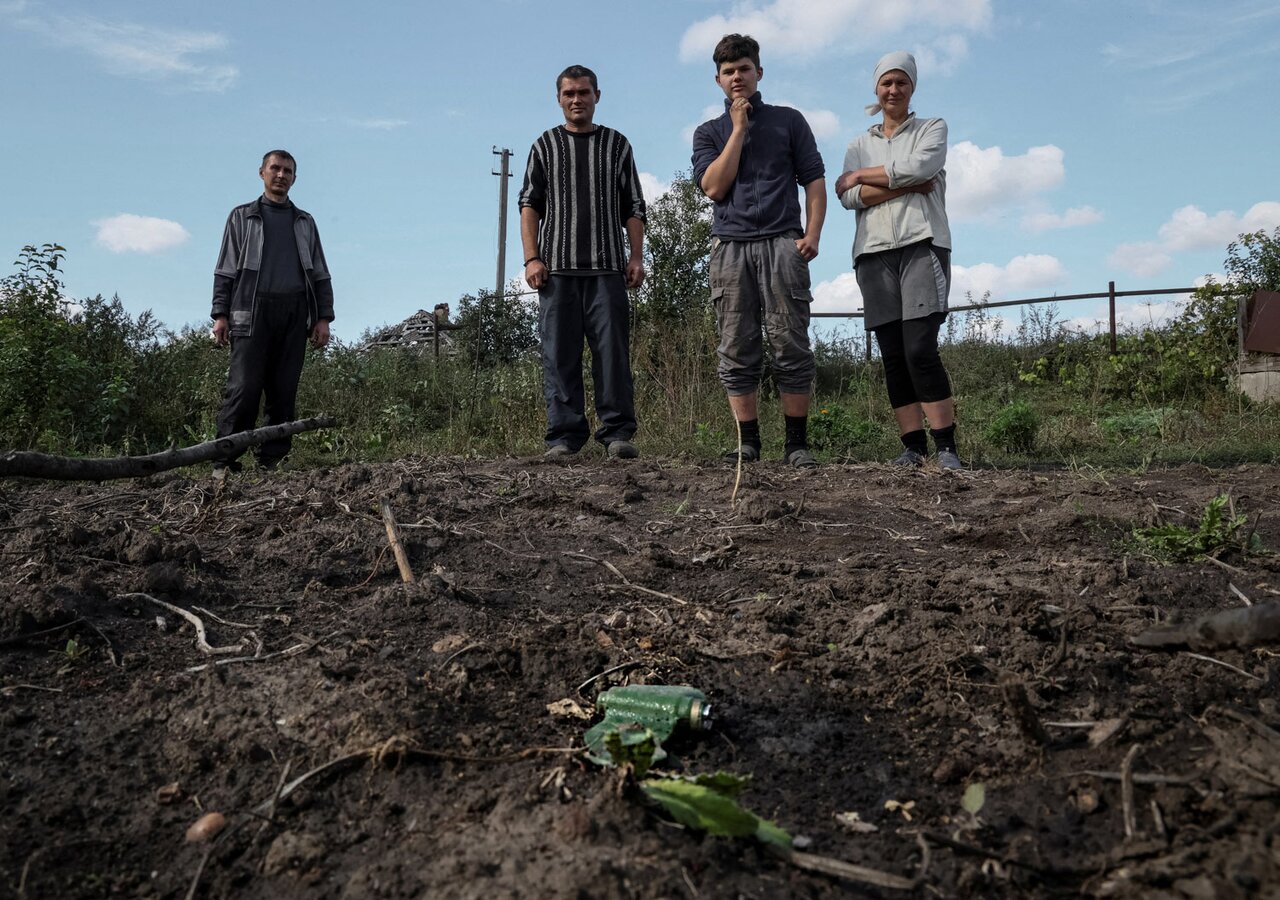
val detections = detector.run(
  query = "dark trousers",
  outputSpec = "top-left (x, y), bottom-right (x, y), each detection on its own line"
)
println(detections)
top-left (216, 292), bottom-right (309, 465)
top-left (538, 273), bottom-right (636, 450)
top-left (872, 312), bottom-right (951, 408)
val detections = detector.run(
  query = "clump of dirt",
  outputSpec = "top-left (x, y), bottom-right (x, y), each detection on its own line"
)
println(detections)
top-left (2, 457), bottom-right (1278, 898)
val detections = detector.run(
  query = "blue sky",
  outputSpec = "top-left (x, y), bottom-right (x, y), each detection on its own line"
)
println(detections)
top-left (2, 0), bottom-right (1278, 342)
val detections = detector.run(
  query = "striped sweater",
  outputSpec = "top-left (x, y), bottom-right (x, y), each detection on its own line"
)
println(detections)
top-left (518, 125), bottom-right (646, 273)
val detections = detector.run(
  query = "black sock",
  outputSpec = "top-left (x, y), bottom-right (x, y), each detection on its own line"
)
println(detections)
top-left (901, 429), bottom-right (928, 455)
top-left (930, 423), bottom-right (957, 454)
top-left (784, 415), bottom-right (808, 458)
top-left (736, 418), bottom-right (761, 450)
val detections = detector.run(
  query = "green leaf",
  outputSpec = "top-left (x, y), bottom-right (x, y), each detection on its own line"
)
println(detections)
top-left (754, 817), bottom-right (794, 850)
top-left (691, 771), bottom-right (751, 799)
top-left (602, 722), bottom-right (658, 776)
top-left (640, 779), bottom-right (759, 838)
top-left (961, 782), bottom-right (986, 815)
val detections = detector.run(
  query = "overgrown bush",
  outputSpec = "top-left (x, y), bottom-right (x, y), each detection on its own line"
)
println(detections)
top-left (983, 400), bottom-right (1040, 454)
top-left (3, 223), bottom-right (1278, 467)
top-left (0, 244), bottom-right (170, 451)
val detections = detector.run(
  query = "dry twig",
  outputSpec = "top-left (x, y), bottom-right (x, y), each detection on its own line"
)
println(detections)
top-left (118, 593), bottom-right (248, 656)
top-left (1120, 744), bottom-right (1142, 839)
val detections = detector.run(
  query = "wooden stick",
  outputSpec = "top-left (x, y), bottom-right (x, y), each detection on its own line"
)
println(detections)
top-left (380, 498), bottom-right (415, 584)
top-left (785, 849), bottom-right (917, 891)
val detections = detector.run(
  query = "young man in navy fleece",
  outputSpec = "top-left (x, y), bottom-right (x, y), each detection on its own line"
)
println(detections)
top-left (692, 33), bottom-right (826, 469)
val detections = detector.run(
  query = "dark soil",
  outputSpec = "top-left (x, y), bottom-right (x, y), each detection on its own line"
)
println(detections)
top-left (2, 457), bottom-right (1278, 899)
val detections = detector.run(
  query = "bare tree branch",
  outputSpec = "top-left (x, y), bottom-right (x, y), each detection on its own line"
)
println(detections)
top-left (0, 416), bottom-right (336, 481)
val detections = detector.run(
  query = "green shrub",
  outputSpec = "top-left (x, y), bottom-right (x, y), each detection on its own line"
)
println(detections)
top-left (810, 403), bottom-right (884, 456)
top-left (983, 400), bottom-right (1040, 453)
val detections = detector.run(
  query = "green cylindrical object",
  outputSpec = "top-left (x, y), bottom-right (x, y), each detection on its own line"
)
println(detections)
top-left (597, 684), bottom-right (711, 736)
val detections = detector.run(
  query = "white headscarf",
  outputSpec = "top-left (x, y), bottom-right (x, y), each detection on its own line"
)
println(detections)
top-left (864, 51), bottom-right (917, 116)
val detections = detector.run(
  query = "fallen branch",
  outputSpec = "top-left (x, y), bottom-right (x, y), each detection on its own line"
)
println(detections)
top-left (0, 416), bottom-right (335, 481)
top-left (380, 498), bottom-right (415, 584)
top-left (118, 593), bottom-right (249, 656)
top-left (1131, 602), bottom-right (1280, 652)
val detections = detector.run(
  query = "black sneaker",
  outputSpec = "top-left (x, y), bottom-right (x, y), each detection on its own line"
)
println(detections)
top-left (607, 440), bottom-right (639, 460)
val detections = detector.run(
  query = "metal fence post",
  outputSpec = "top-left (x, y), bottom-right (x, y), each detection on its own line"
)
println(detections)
top-left (1108, 281), bottom-right (1117, 354)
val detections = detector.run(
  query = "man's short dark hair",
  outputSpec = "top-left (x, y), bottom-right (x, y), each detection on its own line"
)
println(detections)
top-left (713, 34), bottom-right (760, 69)
top-left (556, 65), bottom-right (598, 94)
top-left (261, 149), bottom-right (296, 170)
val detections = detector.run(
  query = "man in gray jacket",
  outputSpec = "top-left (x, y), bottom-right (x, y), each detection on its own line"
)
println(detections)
top-left (210, 149), bottom-right (334, 474)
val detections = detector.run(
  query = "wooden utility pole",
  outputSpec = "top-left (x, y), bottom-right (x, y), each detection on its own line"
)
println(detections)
top-left (492, 146), bottom-right (513, 299)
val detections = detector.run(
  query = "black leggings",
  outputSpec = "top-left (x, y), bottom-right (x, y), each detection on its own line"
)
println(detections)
top-left (872, 313), bottom-right (951, 409)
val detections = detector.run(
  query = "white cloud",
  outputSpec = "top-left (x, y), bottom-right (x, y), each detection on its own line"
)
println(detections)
top-left (679, 0), bottom-right (991, 63)
top-left (946, 142), bottom-right (1065, 221)
top-left (639, 172), bottom-right (671, 203)
top-left (94, 214), bottom-right (190, 254)
top-left (913, 34), bottom-right (970, 77)
top-left (1108, 241), bottom-right (1172, 278)
top-left (776, 101), bottom-right (840, 139)
top-left (682, 104), bottom-right (725, 145)
top-left (1063, 298), bottom-right (1191, 334)
top-left (347, 118), bottom-right (409, 131)
top-left (812, 272), bottom-right (862, 314)
top-left (1157, 201), bottom-right (1280, 251)
top-left (811, 254), bottom-right (1066, 317)
top-left (1109, 201), bottom-right (1280, 278)
top-left (952, 254), bottom-right (1066, 301)
top-left (1022, 205), bottom-right (1103, 233)
top-left (18, 13), bottom-right (237, 91)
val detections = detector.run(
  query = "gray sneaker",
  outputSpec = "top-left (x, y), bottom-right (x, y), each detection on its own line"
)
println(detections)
top-left (937, 449), bottom-right (965, 470)
top-left (786, 448), bottom-right (818, 469)
top-left (607, 440), bottom-right (639, 460)
top-left (544, 444), bottom-right (577, 459)
top-left (890, 449), bottom-right (926, 468)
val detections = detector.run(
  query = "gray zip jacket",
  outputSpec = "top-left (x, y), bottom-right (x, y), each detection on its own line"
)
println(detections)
top-left (211, 197), bottom-right (334, 337)
top-left (839, 114), bottom-right (951, 264)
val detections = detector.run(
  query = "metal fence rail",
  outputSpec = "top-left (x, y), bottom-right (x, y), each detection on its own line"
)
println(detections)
top-left (812, 282), bottom-right (1207, 355)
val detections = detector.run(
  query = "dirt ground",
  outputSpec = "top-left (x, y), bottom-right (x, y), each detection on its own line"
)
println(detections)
top-left (2, 454), bottom-right (1278, 899)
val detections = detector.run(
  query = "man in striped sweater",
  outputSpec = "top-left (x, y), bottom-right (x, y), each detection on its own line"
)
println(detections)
top-left (519, 64), bottom-right (647, 460)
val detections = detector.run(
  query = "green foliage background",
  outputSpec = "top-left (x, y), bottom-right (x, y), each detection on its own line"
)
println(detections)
top-left (2, 201), bottom-right (1278, 469)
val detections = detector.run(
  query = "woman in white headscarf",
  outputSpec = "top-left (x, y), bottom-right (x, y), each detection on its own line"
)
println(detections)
top-left (836, 51), bottom-right (962, 469)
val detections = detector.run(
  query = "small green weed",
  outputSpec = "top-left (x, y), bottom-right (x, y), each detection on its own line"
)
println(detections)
top-left (1131, 494), bottom-right (1262, 562)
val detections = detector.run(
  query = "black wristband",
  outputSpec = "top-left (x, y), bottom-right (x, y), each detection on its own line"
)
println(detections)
top-left (524, 256), bottom-right (542, 267)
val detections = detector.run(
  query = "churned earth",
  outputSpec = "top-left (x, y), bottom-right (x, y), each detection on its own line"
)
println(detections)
top-left (1, 456), bottom-right (1278, 899)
